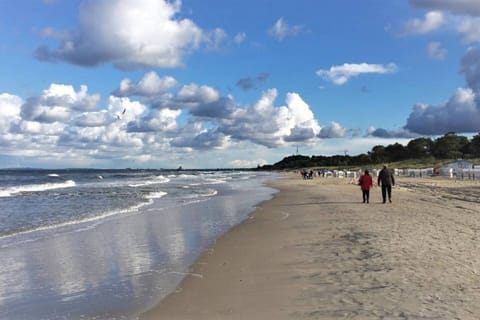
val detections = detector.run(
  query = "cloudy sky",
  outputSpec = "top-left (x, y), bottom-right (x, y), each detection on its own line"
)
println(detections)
top-left (1, 0), bottom-right (480, 169)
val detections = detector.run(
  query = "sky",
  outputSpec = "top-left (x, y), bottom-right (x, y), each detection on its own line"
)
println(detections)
top-left (1, 0), bottom-right (480, 169)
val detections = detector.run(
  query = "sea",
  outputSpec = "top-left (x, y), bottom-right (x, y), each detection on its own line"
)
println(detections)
top-left (0, 168), bottom-right (278, 319)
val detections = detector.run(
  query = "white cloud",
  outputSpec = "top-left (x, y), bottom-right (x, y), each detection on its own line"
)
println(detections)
top-left (410, 0), bottom-right (480, 17)
top-left (107, 96), bottom-right (147, 123)
top-left (220, 89), bottom-right (321, 147)
top-left (427, 41), bottom-right (447, 60)
top-left (176, 84), bottom-right (220, 104)
top-left (229, 159), bottom-right (267, 168)
top-left (268, 18), bottom-right (303, 41)
top-left (391, 46), bottom-right (480, 136)
top-left (0, 93), bottom-right (22, 133)
top-left (234, 32), bottom-right (246, 44)
top-left (74, 111), bottom-right (110, 127)
top-left (404, 87), bottom-right (480, 135)
top-left (319, 121), bottom-right (346, 138)
top-left (35, 0), bottom-right (220, 69)
top-left (20, 84), bottom-right (100, 123)
top-left (457, 17), bottom-right (480, 43)
top-left (128, 108), bottom-right (181, 132)
top-left (203, 28), bottom-right (228, 50)
top-left (17, 120), bottom-right (65, 136)
top-left (147, 108), bottom-right (181, 132)
top-left (401, 11), bottom-right (445, 35)
top-left (407, 1), bottom-right (480, 44)
top-left (1, 75), bottom-right (356, 168)
top-left (113, 72), bottom-right (178, 97)
top-left (316, 63), bottom-right (398, 85)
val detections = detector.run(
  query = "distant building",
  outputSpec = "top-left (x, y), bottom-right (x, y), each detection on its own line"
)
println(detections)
top-left (445, 159), bottom-right (473, 171)
top-left (438, 160), bottom-right (474, 178)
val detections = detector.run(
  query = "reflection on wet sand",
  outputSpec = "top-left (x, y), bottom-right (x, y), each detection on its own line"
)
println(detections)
top-left (0, 181), bottom-right (275, 319)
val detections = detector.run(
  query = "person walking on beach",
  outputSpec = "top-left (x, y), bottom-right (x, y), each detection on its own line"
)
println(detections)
top-left (377, 165), bottom-right (395, 203)
top-left (358, 170), bottom-right (373, 203)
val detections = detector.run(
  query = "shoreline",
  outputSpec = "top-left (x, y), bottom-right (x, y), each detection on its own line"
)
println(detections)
top-left (0, 171), bottom-right (278, 320)
top-left (140, 174), bottom-right (480, 319)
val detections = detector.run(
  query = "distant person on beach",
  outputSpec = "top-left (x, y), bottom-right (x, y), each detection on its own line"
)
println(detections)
top-left (300, 169), bottom-right (307, 179)
top-left (358, 170), bottom-right (373, 203)
top-left (378, 165), bottom-right (395, 203)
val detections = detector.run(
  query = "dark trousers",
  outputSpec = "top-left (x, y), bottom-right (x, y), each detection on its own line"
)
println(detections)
top-left (381, 184), bottom-right (392, 202)
top-left (362, 190), bottom-right (370, 203)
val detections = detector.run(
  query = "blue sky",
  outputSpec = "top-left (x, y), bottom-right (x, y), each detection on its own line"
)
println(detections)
top-left (0, 0), bottom-right (479, 169)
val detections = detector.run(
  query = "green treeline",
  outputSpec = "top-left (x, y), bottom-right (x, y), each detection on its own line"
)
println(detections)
top-left (260, 132), bottom-right (480, 170)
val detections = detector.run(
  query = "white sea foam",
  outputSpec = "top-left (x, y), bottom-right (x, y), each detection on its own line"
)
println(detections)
top-left (0, 198), bottom-right (154, 245)
top-left (177, 174), bottom-right (200, 180)
top-left (128, 175), bottom-right (170, 187)
top-left (47, 173), bottom-right (60, 177)
top-left (202, 189), bottom-right (218, 197)
top-left (202, 178), bottom-right (227, 185)
top-left (183, 188), bottom-right (218, 199)
top-left (0, 180), bottom-right (76, 197)
top-left (145, 191), bottom-right (168, 199)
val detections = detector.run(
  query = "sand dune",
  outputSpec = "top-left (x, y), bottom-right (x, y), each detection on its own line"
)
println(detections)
top-left (141, 174), bottom-right (480, 319)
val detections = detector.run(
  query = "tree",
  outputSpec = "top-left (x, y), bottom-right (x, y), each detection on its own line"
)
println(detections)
top-left (465, 134), bottom-right (480, 157)
top-left (431, 132), bottom-right (469, 159)
top-left (385, 143), bottom-right (407, 161)
top-left (407, 137), bottom-right (433, 158)
top-left (370, 145), bottom-right (387, 163)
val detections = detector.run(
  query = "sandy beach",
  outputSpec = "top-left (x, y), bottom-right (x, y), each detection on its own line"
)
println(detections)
top-left (141, 174), bottom-right (480, 320)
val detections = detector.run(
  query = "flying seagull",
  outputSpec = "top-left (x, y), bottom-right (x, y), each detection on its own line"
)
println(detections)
top-left (116, 108), bottom-right (126, 120)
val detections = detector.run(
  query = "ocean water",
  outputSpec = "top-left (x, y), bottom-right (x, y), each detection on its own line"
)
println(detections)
top-left (0, 169), bottom-right (278, 319)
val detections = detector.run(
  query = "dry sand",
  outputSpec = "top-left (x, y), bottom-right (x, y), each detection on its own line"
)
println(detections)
top-left (140, 174), bottom-right (480, 320)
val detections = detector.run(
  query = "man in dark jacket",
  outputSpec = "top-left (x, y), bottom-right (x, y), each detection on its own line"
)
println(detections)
top-left (377, 165), bottom-right (395, 203)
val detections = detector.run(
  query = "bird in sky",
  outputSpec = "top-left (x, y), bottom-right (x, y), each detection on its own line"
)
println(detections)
top-left (116, 108), bottom-right (126, 120)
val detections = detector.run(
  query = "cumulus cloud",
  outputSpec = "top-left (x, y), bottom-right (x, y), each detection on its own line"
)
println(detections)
top-left (176, 84), bottom-right (220, 105)
top-left (408, 1), bottom-right (480, 43)
top-left (319, 121), bottom-right (347, 138)
top-left (20, 84), bottom-right (100, 123)
top-left (1, 72), bottom-right (351, 167)
top-left (395, 45), bottom-right (480, 136)
top-left (74, 111), bottom-right (110, 127)
top-left (462, 46), bottom-right (480, 97)
top-left (404, 87), bottom-right (480, 135)
top-left (268, 18), bottom-right (303, 41)
top-left (112, 72), bottom-right (178, 97)
top-left (171, 126), bottom-right (229, 150)
top-left (127, 108), bottom-right (181, 133)
top-left (316, 63), bottom-right (398, 85)
top-left (0, 94), bottom-right (22, 136)
top-left (427, 41), bottom-right (447, 60)
top-left (457, 17), bottom-right (480, 43)
top-left (218, 90), bottom-right (321, 147)
top-left (150, 83), bottom-right (235, 120)
top-left (35, 0), bottom-right (219, 69)
top-left (0, 93), bottom-right (22, 119)
top-left (401, 11), bottom-right (445, 35)
top-left (410, 0), bottom-right (480, 16)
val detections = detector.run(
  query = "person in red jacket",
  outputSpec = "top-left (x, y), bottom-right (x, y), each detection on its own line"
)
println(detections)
top-left (358, 169), bottom-right (373, 203)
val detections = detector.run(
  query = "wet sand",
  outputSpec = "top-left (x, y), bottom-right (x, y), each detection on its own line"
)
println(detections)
top-left (140, 174), bottom-right (480, 319)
